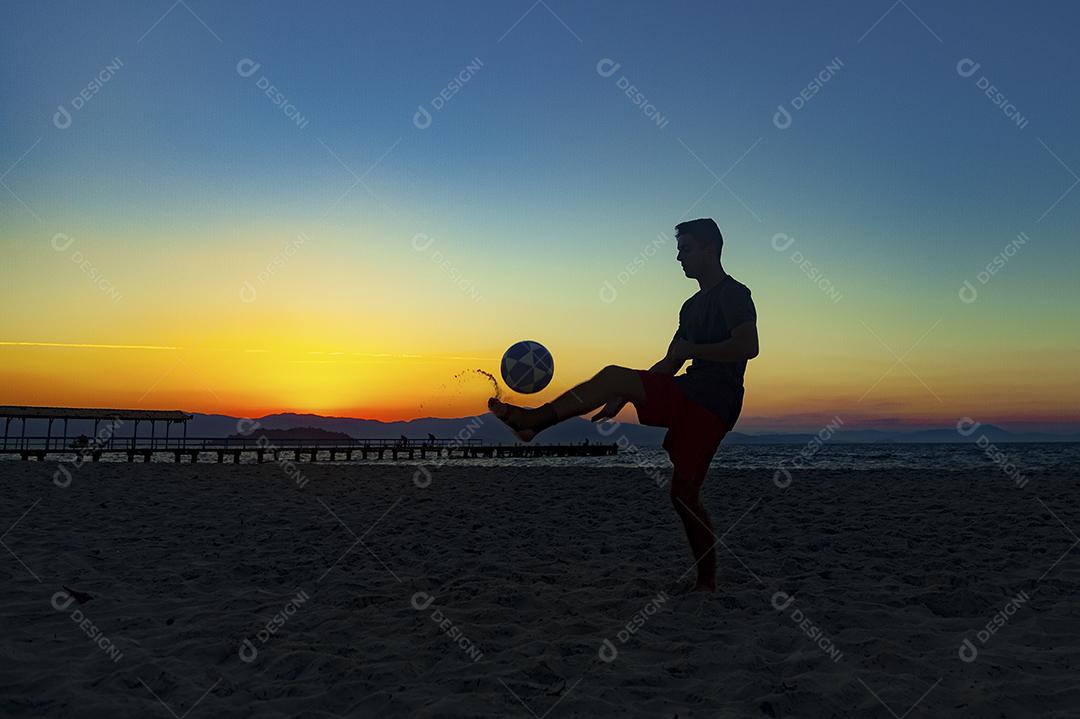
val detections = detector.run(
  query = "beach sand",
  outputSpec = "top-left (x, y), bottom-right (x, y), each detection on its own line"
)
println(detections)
top-left (1, 461), bottom-right (1078, 717)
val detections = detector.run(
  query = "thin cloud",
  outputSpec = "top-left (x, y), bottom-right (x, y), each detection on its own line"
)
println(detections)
top-left (0, 341), bottom-right (178, 351)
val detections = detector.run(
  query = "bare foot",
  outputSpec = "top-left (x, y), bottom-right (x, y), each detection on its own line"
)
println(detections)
top-left (488, 398), bottom-right (538, 443)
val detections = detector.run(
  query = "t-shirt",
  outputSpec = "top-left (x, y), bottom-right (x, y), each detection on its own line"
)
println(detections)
top-left (671, 274), bottom-right (757, 425)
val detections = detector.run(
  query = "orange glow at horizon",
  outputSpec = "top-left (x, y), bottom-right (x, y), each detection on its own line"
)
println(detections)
top-left (2, 339), bottom-right (1078, 428)
top-left (4, 216), bottom-right (1079, 430)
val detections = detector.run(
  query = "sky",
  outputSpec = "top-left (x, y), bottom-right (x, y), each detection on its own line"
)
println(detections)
top-left (1, 0), bottom-right (1078, 432)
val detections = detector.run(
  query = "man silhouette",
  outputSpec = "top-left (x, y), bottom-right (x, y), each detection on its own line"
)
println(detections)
top-left (489, 218), bottom-right (758, 592)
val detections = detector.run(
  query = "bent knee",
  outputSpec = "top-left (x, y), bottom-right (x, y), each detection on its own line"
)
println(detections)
top-left (597, 364), bottom-right (632, 380)
top-left (597, 365), bottom-right (642, 397)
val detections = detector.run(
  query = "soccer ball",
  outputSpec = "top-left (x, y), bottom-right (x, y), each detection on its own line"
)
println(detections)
top-left (500, 340), bottom-right (554, 394)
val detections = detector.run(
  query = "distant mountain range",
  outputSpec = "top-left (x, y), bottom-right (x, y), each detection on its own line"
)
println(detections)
top-left (187, 412), bottom-right (1080, 444)
top-left (226, 427), bottom-right (352, 441)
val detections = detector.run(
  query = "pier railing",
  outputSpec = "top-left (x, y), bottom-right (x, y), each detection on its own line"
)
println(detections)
top-left (0, 435), bottom-right (617, 462)
top-left (2, 435), bottom-right (488, 451)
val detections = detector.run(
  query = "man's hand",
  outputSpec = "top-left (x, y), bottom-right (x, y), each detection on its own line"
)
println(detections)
top-left (591, 397), bottom-right (627, 422)
top-left (667, 339), bottom-right (695, 363)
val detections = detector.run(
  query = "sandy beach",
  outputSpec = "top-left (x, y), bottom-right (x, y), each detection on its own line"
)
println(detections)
top-left (2, 460), bottom-right (1078, 717)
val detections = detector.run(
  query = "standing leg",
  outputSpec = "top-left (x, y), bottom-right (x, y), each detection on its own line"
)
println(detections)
top-left (670, 477), bottom-right (717, 591)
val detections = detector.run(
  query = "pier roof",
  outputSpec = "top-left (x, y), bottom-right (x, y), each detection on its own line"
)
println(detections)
top-left (0, 406), bottom-right (192, 421)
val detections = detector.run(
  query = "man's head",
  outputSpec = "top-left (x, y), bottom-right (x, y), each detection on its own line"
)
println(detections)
top-left (675, 218), bottom-right (723, 278)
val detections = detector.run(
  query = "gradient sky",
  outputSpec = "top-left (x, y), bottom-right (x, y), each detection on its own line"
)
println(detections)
top-left (2, 0), bottom-right (1078, 432)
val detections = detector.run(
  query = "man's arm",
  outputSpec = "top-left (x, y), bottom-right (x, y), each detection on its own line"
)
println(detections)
top-left (650, 333), bottom-right (687, 375)
top-left (671, 321), bottom-right (758, 363)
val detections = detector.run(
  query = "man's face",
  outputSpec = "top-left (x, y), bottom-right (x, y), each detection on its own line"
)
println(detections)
top-left (676, 232), bottom-right (710, 278)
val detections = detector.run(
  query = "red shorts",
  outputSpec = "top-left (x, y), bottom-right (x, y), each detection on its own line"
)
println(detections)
top-left (634, 369), bottom-right (731, 493)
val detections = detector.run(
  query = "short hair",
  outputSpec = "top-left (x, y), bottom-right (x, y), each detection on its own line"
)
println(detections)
top-left (675, 218), bottom-right (723, 260)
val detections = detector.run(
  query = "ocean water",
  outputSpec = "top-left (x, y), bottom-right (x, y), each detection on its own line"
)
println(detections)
top-left (350, 441), bottom-right (1080, 474)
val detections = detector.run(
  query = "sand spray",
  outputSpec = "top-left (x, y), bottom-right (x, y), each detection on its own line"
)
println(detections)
top-left (417, 368), bottom-right (502, 413)
top-left (458, 369), bottom-right (502, 400)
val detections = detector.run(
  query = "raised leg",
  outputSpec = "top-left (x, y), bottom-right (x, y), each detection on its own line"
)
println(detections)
top-left (548, 364), bottom-right (646, 418)
top-left (489, 365), bottom-right (646, 441)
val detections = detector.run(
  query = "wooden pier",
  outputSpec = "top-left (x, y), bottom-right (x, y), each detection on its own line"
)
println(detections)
top-left (0, 405), bottom-right (618, 463)
top-left (0, 437), bottom-right (617, 463)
